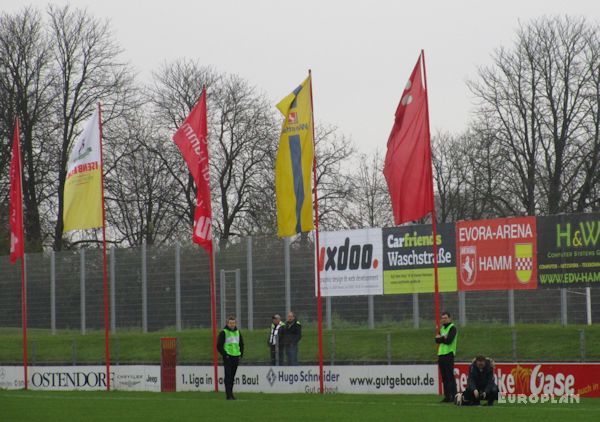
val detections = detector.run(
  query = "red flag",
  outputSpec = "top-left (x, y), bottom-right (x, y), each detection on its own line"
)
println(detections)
top-left (172, 89), bottom-right (213, 252)
top-left (9, 118), bottom-right (25, 263)
top-left (383, 54), bottom-right (433, 225)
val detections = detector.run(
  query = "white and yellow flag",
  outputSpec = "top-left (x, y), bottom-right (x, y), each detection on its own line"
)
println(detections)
top-left (63, 108), bottom-right (103, 231)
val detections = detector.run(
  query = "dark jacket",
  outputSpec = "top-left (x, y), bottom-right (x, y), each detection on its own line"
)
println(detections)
top-left (434, 322), bottom-right (457, 346)
top-left (467, 358), bottom-right (495, 392)
top-left (281, 319), bottom-right (302, 345)
top-left (216, 325), bottom-right (244, 358)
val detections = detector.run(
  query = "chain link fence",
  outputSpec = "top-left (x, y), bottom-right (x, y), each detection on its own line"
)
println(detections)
top-left (1, 233), bottom-right (599, 364)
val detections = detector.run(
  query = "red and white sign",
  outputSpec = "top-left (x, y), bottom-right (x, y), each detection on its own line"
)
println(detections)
top-left (454, 362), bottom-right (600, 397)
top-left (456, 217), bottom-right (537, 291)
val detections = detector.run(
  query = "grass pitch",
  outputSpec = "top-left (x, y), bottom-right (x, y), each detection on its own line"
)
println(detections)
top-left (1, 390), bottom-right (599, 422)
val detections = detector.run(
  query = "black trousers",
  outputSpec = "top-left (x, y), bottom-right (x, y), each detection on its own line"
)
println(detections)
top-left (270, 345), bottom-right (284, 366)
top-left (463, 384), bottom-right (499, 405)
top-left (438, 353), bottom-right (456, 400)
top-left (223, 355), bottom-right (240, 398)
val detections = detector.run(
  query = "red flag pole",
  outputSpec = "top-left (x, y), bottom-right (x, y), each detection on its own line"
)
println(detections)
top-left (420, 51), bottom-right (441, 331)
top-left (200, 85), bottom-right (219, 393)
top-left (15, 118), bottom-right (28, 390)
top-left (97, 103), bottom-right (111, 391)
top-left (308, 70), bottom-right (325, 394)
top-left (209, 247), bottom-right (219, 392)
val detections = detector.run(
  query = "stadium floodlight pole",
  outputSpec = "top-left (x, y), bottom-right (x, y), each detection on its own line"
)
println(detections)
top-left (98, 102), bottom-right (111, 391)
top-left (420, 51), bottom-right (441, 332)
top-left (309, 69), bottom-right (325, 394)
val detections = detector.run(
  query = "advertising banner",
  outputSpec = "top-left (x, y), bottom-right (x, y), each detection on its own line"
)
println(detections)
top-left (177, 365), bottom-right (438, 394)
top-left (537, 213), bottom-right (600, 287)
top-left (0, 366), bottom-right (160, 391)
top-left (382, 223), bottom-right (457, 294)
top-left (454, 362), bottom-right (600, 398)
top-left (318, 228), bottom-right (383, 296)
top-left (455, 217), bottom-right (537, 291)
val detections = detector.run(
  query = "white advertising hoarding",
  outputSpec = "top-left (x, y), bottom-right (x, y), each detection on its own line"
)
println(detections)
top-left (177, 365), bottom-right (437, 394)
top-left (0, 366), bottom-right (160, 392)
top-left (318, 228), bottom-right (384, 296)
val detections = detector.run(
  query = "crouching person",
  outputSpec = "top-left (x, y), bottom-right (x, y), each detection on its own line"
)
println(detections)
top-left (458, 355), bottom-right (499, 406)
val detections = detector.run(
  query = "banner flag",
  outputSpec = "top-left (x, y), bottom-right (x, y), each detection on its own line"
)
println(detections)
top-left (172, 89), bottom-right (213, 252)
top-left (383, 55), bottom-right (433, 225)
top-left (63, 109), bottom-right (103, 231)
top-left (9, 119), bottom-right (24, 264)
top-left (275, 76), bottom-right (314, 237)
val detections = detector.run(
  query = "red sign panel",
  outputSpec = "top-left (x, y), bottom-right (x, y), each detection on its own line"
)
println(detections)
top-left (454, 363), bottom-right (600, 397)
top-left (455, 217), bottom-right (537, 291)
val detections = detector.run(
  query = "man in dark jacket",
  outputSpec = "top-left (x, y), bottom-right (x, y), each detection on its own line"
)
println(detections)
top-left (458, 356), bottom-right (499, 406)
top-left (217, 315), bottom-right (244, 400)
top-left (281, 311), bottom-right (301, 365)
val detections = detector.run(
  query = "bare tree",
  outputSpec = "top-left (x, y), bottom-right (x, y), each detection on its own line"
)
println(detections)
top-left (469, 16), bottom-right (600, 216)
top-left (104, 109), bottom-right (185, 246)
top-left (344, 149), bottom-right (392, 228)
top-left (148, 61), bottom-right (279, 247)
top-left (313, 124), bottom-right (356, 230)
top-left (210, 74), bottom-right (278, 246)
top-left (0, 7), bottom-right (54, 250)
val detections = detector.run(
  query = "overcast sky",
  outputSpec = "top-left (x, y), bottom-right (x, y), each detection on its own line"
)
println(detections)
top-left (3, 0), bottom-right (600, 154)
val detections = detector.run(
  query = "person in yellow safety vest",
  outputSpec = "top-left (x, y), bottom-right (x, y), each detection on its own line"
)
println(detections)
top-left (435, 311), bottom-right (458, 403)
top-left (217, 315), bottom-right (244, 400)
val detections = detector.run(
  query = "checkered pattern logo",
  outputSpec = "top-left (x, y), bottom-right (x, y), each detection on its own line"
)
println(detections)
top-left (515, 257), bottom-right (532, 271)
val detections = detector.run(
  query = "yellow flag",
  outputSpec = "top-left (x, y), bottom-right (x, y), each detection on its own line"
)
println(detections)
top-left (63, 108), bottom-right (103, 231)
top-left (275, 76), bottom-right (314, 237)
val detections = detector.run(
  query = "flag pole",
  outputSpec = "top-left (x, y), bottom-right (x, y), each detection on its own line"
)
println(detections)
top-left (201, 85), bottom-right (219, 393)
top-left (97, 103), bottom-right (111, 391)
top-left (308, 70), bottom-right (325, 394)
top-left (420, 51), bottom-right (441, 331)
top-left (16, 118), bottom-right (28, 390)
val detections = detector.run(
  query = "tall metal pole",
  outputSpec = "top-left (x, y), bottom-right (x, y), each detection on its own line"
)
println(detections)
top-left (98, 103), bottom-right (111, 390)
top-left (309, 70), bottom-right (325, 394)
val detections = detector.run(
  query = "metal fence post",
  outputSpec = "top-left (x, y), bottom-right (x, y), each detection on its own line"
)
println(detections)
top-left (235, 269), bottom-right (242, 328)
top-left (508, 290), bottom-right (515, 327)
top-left (141, 241), bottom-right (148, 333)
top-left (175, 244), bottom-right (182, 332)
top-left (586, 287), bottom-right (592, 326)
top-left (386, 333), bottom-right (392, 365)
top-left (246, 236), bottom-right (254, 331)
top-left (247, 236), bottom-right (254, 331)
top-left (51, 250), bottom-right (56, 335)
top-left (330, 332), bottom-right (336, 365)
top-left (458, 291), bottom-right (466, 326)
top-left (326, 296), bottom-right (332, 330)
top-left (80, 249), bottom-right (86, 335)
top-left (413, 293), bottom-right (420, 329)
top-left (72, 338), bottom-right (77, 365)
top-left (110, 246), bottom-right (116, 333)
top-left (560, 288), bottom-right (567, 326)
top-left (512, 328), bottom-right (517, 362)
top-left (368, 295), bottom-right (374, 329)
top-left (580, 329), bottom-right (586, 362)
top-left (284, 237), bottom-right (291, 312)
top-left (220, 269), bottom-right (226, 328)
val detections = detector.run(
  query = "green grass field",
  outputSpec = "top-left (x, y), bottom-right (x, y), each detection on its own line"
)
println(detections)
top-left (1, 390), bottom-right (599, 422)
top-left (1, 323), bottom-right (599, 364)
